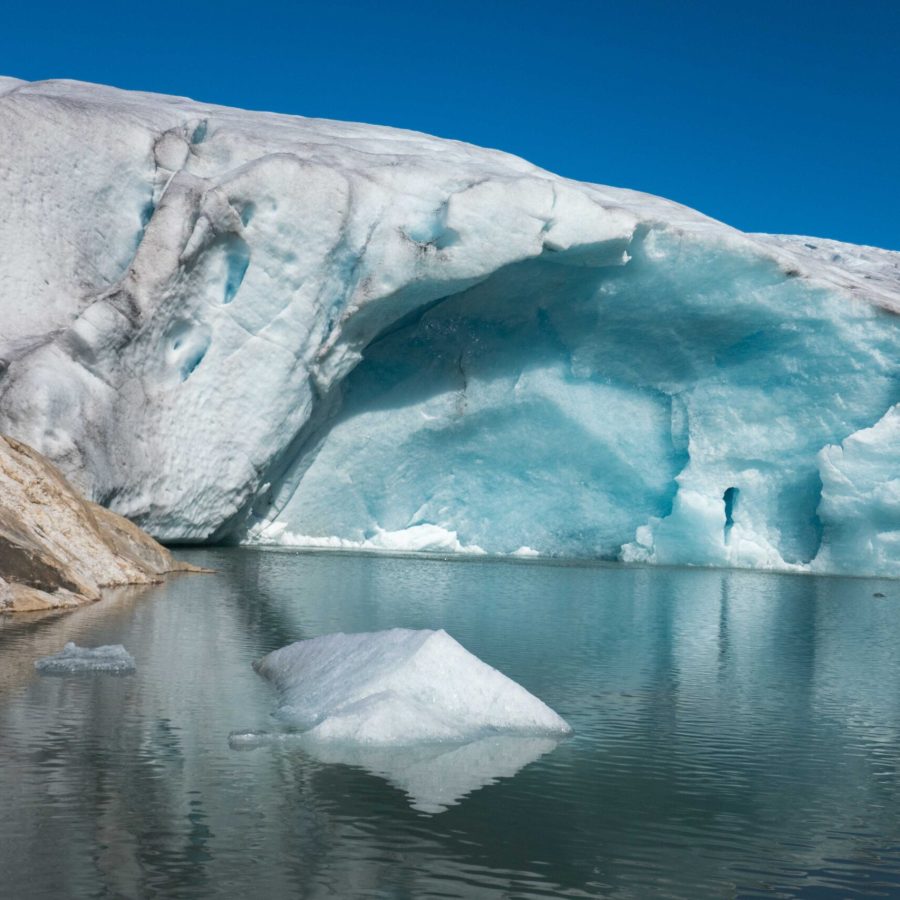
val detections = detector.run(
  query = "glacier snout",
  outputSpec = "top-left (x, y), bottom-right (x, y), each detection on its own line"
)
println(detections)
top-left (258, 231), bottom-right (899, 576)
top-left (0, 78), bottom-right (897, 576)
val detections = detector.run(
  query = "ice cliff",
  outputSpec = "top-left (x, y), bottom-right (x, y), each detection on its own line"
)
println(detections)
top-left (0, 78), bottom-right (897, 575)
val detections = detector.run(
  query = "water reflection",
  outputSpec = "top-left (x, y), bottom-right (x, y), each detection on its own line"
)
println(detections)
top-left (230, 730), bottom-right (562, 813)
top-left (0, 548), bottom-right (898, 898)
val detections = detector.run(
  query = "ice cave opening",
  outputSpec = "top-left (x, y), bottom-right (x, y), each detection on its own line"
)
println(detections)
top-left (242, 229), bottom-right (899, 573)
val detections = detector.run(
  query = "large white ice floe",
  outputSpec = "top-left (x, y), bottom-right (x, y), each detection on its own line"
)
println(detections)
top-left (251, 629), bottom-right (571, 743)
top-left (237, 628), bottom-right (569, 812)
top-left (0, 78), bottom-right (897, 575)
top-left (34, 642), bottom-right (136, 675)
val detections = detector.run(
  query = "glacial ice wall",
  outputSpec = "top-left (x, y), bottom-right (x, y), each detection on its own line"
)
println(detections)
top-left (0, 78), bottom-right (897, 575)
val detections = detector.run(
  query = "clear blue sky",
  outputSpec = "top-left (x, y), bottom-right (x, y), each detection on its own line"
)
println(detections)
top-left (4, 0), bottom-right (898, 249)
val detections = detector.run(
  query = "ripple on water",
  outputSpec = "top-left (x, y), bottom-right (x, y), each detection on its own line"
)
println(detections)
top-left (0, 548), bottom-right (899, 898)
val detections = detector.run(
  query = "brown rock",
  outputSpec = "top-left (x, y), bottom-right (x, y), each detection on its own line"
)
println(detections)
top-left (0, 435), bottom-right (201, 613)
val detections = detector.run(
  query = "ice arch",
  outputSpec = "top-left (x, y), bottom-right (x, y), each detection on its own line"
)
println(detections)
top-left (249, 231), bottom-right (899, 573)
top-left (0, 78), bottom-right (896, 575)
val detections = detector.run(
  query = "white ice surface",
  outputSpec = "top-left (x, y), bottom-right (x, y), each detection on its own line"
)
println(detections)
top-left (812, 404), bottom-right (900, 576)
top-left (0, 78), bottom-right (897, 575)
top-left (34, 641), bottom-right (136, 675)
top-left (248, 522), bottom-right (486, 555)
top-left (252, 629), bottom-right (571, 744)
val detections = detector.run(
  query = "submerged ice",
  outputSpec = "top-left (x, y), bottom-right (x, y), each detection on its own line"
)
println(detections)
top-left (35, 642), bottom-right (136, 675)
top-left (0, 79), bottom-right (897, 576)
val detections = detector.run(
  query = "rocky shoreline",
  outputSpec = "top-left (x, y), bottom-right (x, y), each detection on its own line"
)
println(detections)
top-left (0, 435), bottom-right (200, 612)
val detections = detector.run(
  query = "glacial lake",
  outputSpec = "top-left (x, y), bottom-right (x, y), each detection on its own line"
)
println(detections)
top-left (1, 548), bottom-right (898, 899)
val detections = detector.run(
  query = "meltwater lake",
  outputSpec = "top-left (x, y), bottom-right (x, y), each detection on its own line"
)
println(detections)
top-left (1, 548), bottom-right (898, 898)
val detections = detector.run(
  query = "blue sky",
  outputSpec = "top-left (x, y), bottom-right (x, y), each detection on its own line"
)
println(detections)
top-left (5, 0), bottom-right (898, 249)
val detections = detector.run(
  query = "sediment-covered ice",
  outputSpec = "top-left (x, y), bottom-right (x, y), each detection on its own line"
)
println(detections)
top-left (0, 78), bottom-right (897, 575)
top-left (35, 641), bottom-right (136, 675)
top-left (252, 629), bottom-right (571, 744)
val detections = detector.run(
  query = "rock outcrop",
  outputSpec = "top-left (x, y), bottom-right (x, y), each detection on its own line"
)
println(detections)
top-left (0, 434), bottom-right (195, 612)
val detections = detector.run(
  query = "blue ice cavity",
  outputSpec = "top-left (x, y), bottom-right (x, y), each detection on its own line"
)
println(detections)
top-left (723, 487), bottom-right (739, 544)
top-left (223, 239), bottom-right (250, 304)
top-left (190, 119), bottom-right (208, 144)
top-left (166, 320), bottom-right (211, 382)
top-left (248, 230), bottom-right (899, 575)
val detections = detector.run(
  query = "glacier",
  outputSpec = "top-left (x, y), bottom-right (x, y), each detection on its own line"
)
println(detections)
top-left (0, 77), bottom-right (897, 576)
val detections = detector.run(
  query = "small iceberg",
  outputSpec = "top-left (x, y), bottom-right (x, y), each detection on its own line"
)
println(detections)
top-left (34, 641), bottom-right (136, 675)
top-left (237, 628), bottom-right (570, 811)
top-left (252, 628), bottom-right (571, 744)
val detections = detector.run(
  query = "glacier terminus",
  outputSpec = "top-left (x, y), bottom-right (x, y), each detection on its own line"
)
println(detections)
top-left (0, 77), bottom-right (897, 576)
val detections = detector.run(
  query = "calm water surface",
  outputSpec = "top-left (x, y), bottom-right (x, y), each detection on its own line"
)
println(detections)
top-left (1, 548), bottom-right (899, 898)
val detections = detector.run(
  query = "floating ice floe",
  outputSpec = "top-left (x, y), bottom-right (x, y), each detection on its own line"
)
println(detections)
top-left (252, 628), bottom-right (570, 743)
top-left (34, 642), bottom-right (136, 675)
top-left (234, 628), bottom-right (570, 811)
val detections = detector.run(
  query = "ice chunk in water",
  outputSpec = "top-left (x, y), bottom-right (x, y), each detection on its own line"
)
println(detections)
top-left (238, 629), bottom-right (569, 811)
top-left (35, 641), bottom-right (136, 675)
top-left (252, 628), bottom-right (571, 744)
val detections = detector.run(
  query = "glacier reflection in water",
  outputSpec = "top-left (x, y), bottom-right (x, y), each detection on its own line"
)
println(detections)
top-left (0, 547), bottom-right (899, 898)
